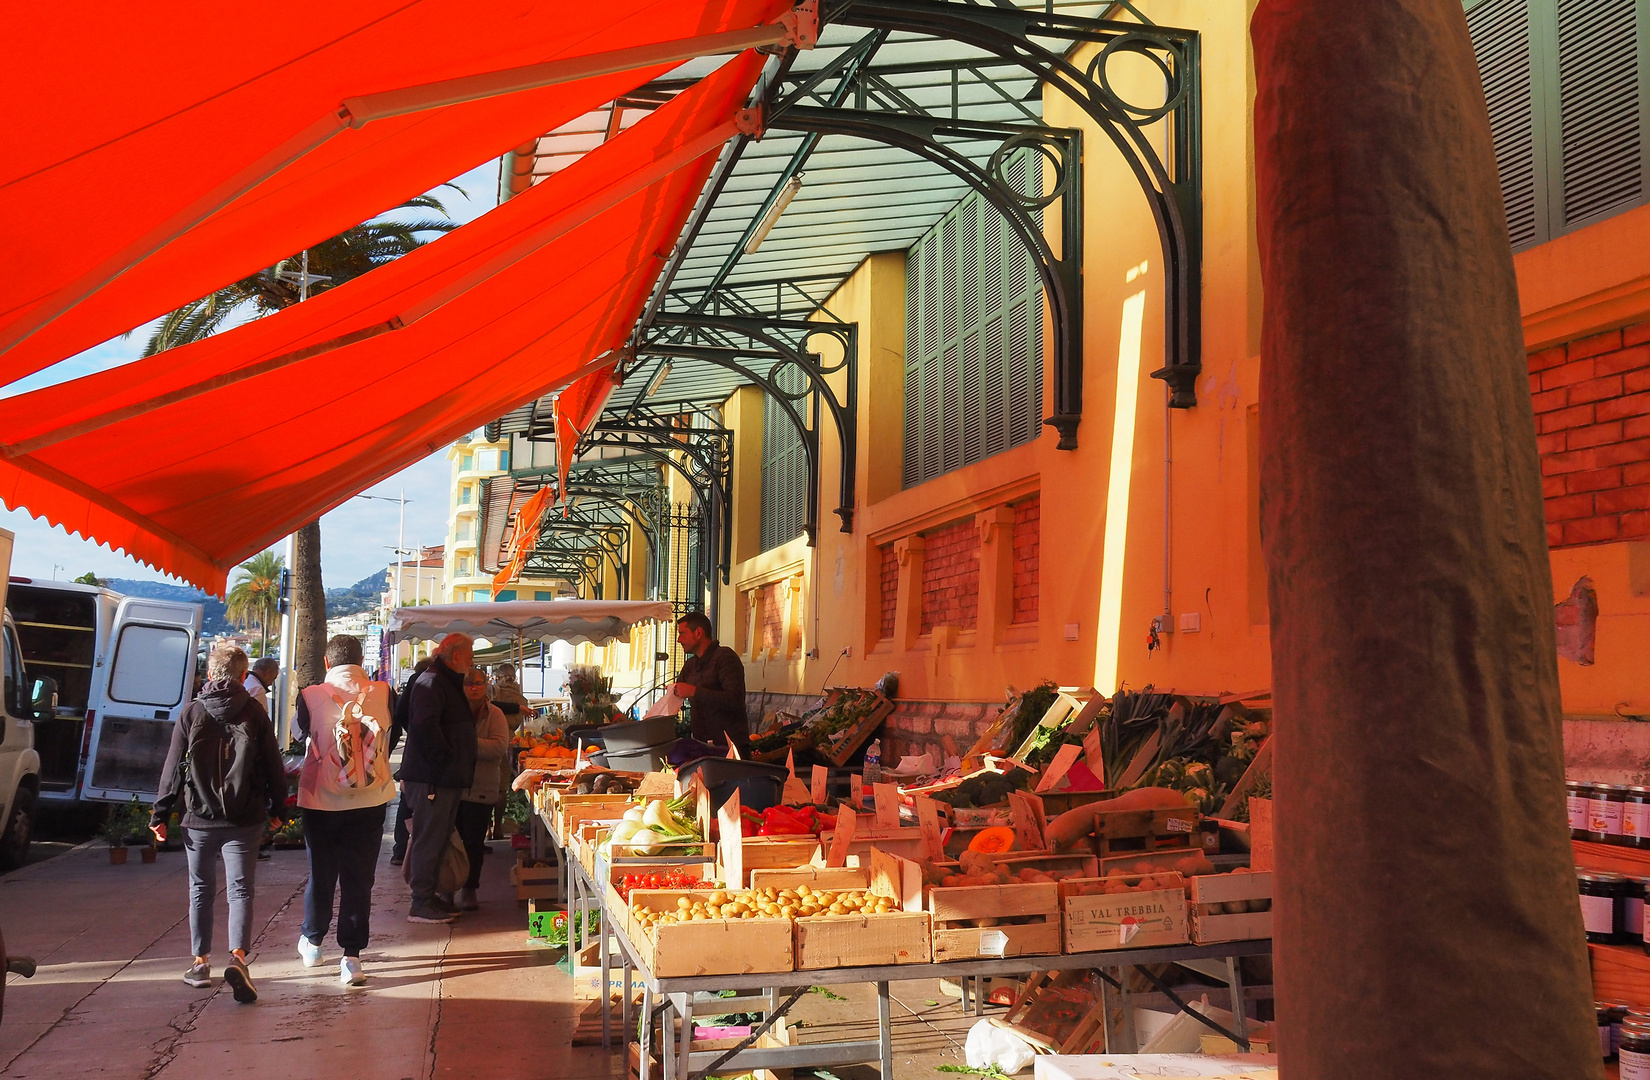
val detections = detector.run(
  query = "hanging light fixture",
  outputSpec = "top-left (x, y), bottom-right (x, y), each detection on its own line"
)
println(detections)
top-left (646, 360), bottom-right (673, 398)
top-left (744, 174), bottom-right (804, 254)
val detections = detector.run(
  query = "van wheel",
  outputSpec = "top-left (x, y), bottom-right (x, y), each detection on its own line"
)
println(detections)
top-left (0, 787), bottom-right (35, 872)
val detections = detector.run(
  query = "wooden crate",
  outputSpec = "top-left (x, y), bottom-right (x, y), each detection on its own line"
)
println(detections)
top-left (928, 882), bottom-right (1061, 961)
top-left (626, 889), bottom-right (794, 976)
top-left (1188, 871), bottom-right (1273, 944)
top-left (995, 968), bottom-right (1111, 1055)
top-left (818, 689), bottom-right (897, 767)
top-left (554, 793), bottom-right (633, 845)
top-left (1060, 873), bottom-right (1188, 953)
top-left (794, 911), bottom-right (931, 968)
top-left (986, 852), bottom-right (1100, 882)
top-left (514, 856), bottom-right (559, 902)
top-left (729, 837), bottom-right (823, 884)
top-left (1087, 806), bottom-right (1199, 856)
top-left (750, 866), bottom-right (871, 892)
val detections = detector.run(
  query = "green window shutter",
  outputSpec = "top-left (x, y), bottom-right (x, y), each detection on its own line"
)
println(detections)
top-left (1468, 0), bottom-right (1546, 247)
top-left (902, 148), bottom-right (1046, 489)
top-left (1555, 0), bottom-right (1643, 227)
top-left (760, 363), bottom-right (809, 552)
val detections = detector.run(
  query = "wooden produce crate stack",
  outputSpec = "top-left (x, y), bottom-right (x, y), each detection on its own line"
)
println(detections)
top-left (1059, 872), bottom-right (1190, 952)
top-left (928, 881), bottom-right (1062, 961)
top-left (624, 888), bottom-right (795, 978)
top-left (1188, 870), bottom-right (1274, 944)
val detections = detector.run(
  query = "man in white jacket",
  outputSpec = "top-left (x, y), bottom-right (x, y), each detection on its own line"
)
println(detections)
top-left (293, 636), bottom-right (395, 987)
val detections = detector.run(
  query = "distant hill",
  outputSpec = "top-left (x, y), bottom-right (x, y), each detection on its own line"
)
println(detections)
top-left (326, 569), bottom-right (388, 618)
top-left (92, 568), bottom-right (386, 635)
top-left (103, 578), bottom-right (230, 637)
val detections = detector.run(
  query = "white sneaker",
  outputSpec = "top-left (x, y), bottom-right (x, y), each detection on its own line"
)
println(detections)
top-left (297, 936), bottom-right (323, 968)
top-left (340, 956), bottom-right (365, 987)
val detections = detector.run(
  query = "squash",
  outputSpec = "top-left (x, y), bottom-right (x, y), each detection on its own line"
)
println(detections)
top-left (967, 826), bottom-right (1016, 854)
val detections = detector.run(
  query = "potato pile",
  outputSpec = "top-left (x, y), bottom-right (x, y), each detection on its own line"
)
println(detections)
top-left (1067, 872), bottom-right (1185, 897)
top-left (630, 885), bottom-right (900, 931)
top-left (933, 850), bottom-right (1090, 888)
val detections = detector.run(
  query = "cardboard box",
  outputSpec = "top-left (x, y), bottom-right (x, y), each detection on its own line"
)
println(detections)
top-left (1060, 873), bottom-right (1189, 952)
top-left (928, 882), bottom-right (1061, 961)
top-left (1188, 870), bottom-right (1273, 944)
top-left (626, 889), bottom-right (794, 976)
top-left (569, 940), bottom-right (651, 1001)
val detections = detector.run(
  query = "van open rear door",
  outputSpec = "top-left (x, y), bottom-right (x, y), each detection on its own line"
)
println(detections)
top-left (82, 598), bottom-right (201, 802)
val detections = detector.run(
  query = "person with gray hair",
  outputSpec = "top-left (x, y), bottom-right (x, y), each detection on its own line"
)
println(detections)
top-left (243, 656), bottom-right (279, 710)
top-left (150, 643), bottom-right (286, 1003)
top-left (398, 633), bottom-right (477, 923)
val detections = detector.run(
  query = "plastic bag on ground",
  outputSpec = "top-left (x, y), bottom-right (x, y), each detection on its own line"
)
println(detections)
top-left (965, 1019), bottom-right (1036, 1074)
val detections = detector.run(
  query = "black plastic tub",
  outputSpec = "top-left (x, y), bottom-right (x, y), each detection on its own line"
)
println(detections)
top-left (597, 741), bottom-right (673, 773)
top-left (599, 716), bottom-right (679, 753)
top-left (676, 756), bottom-right (789, 813)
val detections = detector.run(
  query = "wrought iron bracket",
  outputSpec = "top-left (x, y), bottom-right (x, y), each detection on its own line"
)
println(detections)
top-left (823, 0), bottom-right (1203, 408)
top-left (642, 312), bottom-right (858, 533)
top-left (766, 105), bottom-right (1082, 447)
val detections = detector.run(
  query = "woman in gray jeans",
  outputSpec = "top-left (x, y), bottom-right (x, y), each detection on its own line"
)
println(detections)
top-left (150, 644), bottom-right (287, 1003)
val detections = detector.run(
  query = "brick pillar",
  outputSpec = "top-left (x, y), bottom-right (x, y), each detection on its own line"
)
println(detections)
top-left (1253, 0), bottom-right (1598, 1075)
top-left (974, 506), bottom-right (1016, 645)
top-left (892, 535), bottom-right (926, 651)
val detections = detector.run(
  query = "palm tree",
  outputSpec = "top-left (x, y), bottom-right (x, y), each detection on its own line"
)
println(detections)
top-left (142, 192), bottom-right (459, 705)
top-left (226, 550), bottom-right (284, 656)
top-left (138, 192), bottom-right (457, 354)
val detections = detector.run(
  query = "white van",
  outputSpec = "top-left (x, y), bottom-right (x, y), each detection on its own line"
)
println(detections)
top-left (7, 579), bottom-right (201, 807)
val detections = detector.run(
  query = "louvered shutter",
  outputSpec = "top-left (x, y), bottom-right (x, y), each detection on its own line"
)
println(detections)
top-left (1468, 0), bottom-right (1545, 247)
top-left (761, 364), bottom-right (809, 552)
top-left (902, 148), bottom-right (1046, 488)
top-left (1555, 0), bottom-right (1643, 227)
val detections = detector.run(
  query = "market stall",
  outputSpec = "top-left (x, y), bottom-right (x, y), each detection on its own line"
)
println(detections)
top-left (514, 680), bottom-right (1279, 1079)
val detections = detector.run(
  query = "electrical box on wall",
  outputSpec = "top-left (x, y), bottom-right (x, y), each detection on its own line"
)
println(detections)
top-left (1179, 613), bottom-right (1202, 633)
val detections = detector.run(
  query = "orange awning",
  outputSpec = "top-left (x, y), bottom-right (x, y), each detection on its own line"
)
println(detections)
top-left (0, 52), bottom-right (763, 593)
top-left (554, 363), bottom-right (625, 512)
top-left (493, 486), bottom-right (554, 589)
top-left (0, 0), bottom-right (790, 385)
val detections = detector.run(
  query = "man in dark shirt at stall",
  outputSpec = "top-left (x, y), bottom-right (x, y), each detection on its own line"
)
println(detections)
top-left (672, 612), bottom-right (748, 754)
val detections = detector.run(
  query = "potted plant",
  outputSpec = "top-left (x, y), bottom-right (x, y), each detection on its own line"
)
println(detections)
top-left (100, 803), bottom-right (132, 864)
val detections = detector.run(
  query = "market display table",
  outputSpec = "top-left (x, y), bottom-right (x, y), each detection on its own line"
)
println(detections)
top-left (560, 849), bottom-right (1273, 1080)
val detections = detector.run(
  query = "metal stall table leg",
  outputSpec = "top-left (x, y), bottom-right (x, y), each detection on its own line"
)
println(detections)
top-left (878, 981), bottom-right (894, 1077)
top-left (1224, 954), bottom-right (1249, 1044)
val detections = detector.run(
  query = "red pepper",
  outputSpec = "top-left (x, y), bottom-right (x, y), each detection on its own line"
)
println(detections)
top-left (758, 820), bottom-right (810, 836)
top-left (741, 819), bottom-right (760, 837)
top-left (763, 805), bottom-right (806, 825)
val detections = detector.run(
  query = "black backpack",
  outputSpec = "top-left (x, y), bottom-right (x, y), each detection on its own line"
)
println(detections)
top-left (182, 702), bottom-right (266, 824)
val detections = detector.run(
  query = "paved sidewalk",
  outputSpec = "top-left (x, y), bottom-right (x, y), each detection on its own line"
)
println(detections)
top-left (0, 816), bottom-right (621, 1080)
top-left (0, 819), bottom-right (988, 1080)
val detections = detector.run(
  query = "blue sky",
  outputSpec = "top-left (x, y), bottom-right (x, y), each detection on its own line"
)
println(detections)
top-left (0, 161), bottom-right (501, 591)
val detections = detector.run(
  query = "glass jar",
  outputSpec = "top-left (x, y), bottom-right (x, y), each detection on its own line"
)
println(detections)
top-left (1625, 788), bottom-right (1650, 848)
top-left (1571, 781), bottom-right (1595, 840)
top-left (1604, 1002), bottom-right (1620, 1062)
top-left (1627, 878), bottom-right (1650, 944)
top-left (1580, 871), bottom-right (1625, 944)
top-left (1620, 1018), bottom-right (1650, 1079)
top-left (1590, 784), bottom-right (1628, 844)
top-left (1612, 1003), bottom-right (1637, 1057)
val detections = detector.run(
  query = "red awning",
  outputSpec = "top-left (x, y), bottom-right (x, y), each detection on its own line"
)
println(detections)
top-left (554, 363), bottom-right (625, 511)
top-left (0, 52), bottom-right (763, 592)
top-left (0, 0), bottom-right (791, 385)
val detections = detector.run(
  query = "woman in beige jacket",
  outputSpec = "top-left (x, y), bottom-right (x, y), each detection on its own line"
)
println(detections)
top-left (453, 668), bottom-right (509, 910)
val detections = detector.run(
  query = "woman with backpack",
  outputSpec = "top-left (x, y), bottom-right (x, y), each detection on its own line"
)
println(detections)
top-left (150, 644), bottom-right (287, 1004)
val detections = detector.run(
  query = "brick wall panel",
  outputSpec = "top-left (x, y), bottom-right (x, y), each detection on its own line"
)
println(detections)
top-left (920, 518), bottom-right (980, 633)
top-left (1011, 494), bottom-right (1040, 625)
top-left (1533, 319), bottom-right (1650, 547)
top-left (878, 543), bottom-right (898, 639)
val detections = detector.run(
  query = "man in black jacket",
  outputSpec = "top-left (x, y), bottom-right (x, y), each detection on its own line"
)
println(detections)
top-left (150, 644), bottom-right (285, 1003)
top-left (672, 612), bottom-right (749, 754)
top-left (399, 634), bottom-right (477, 923)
